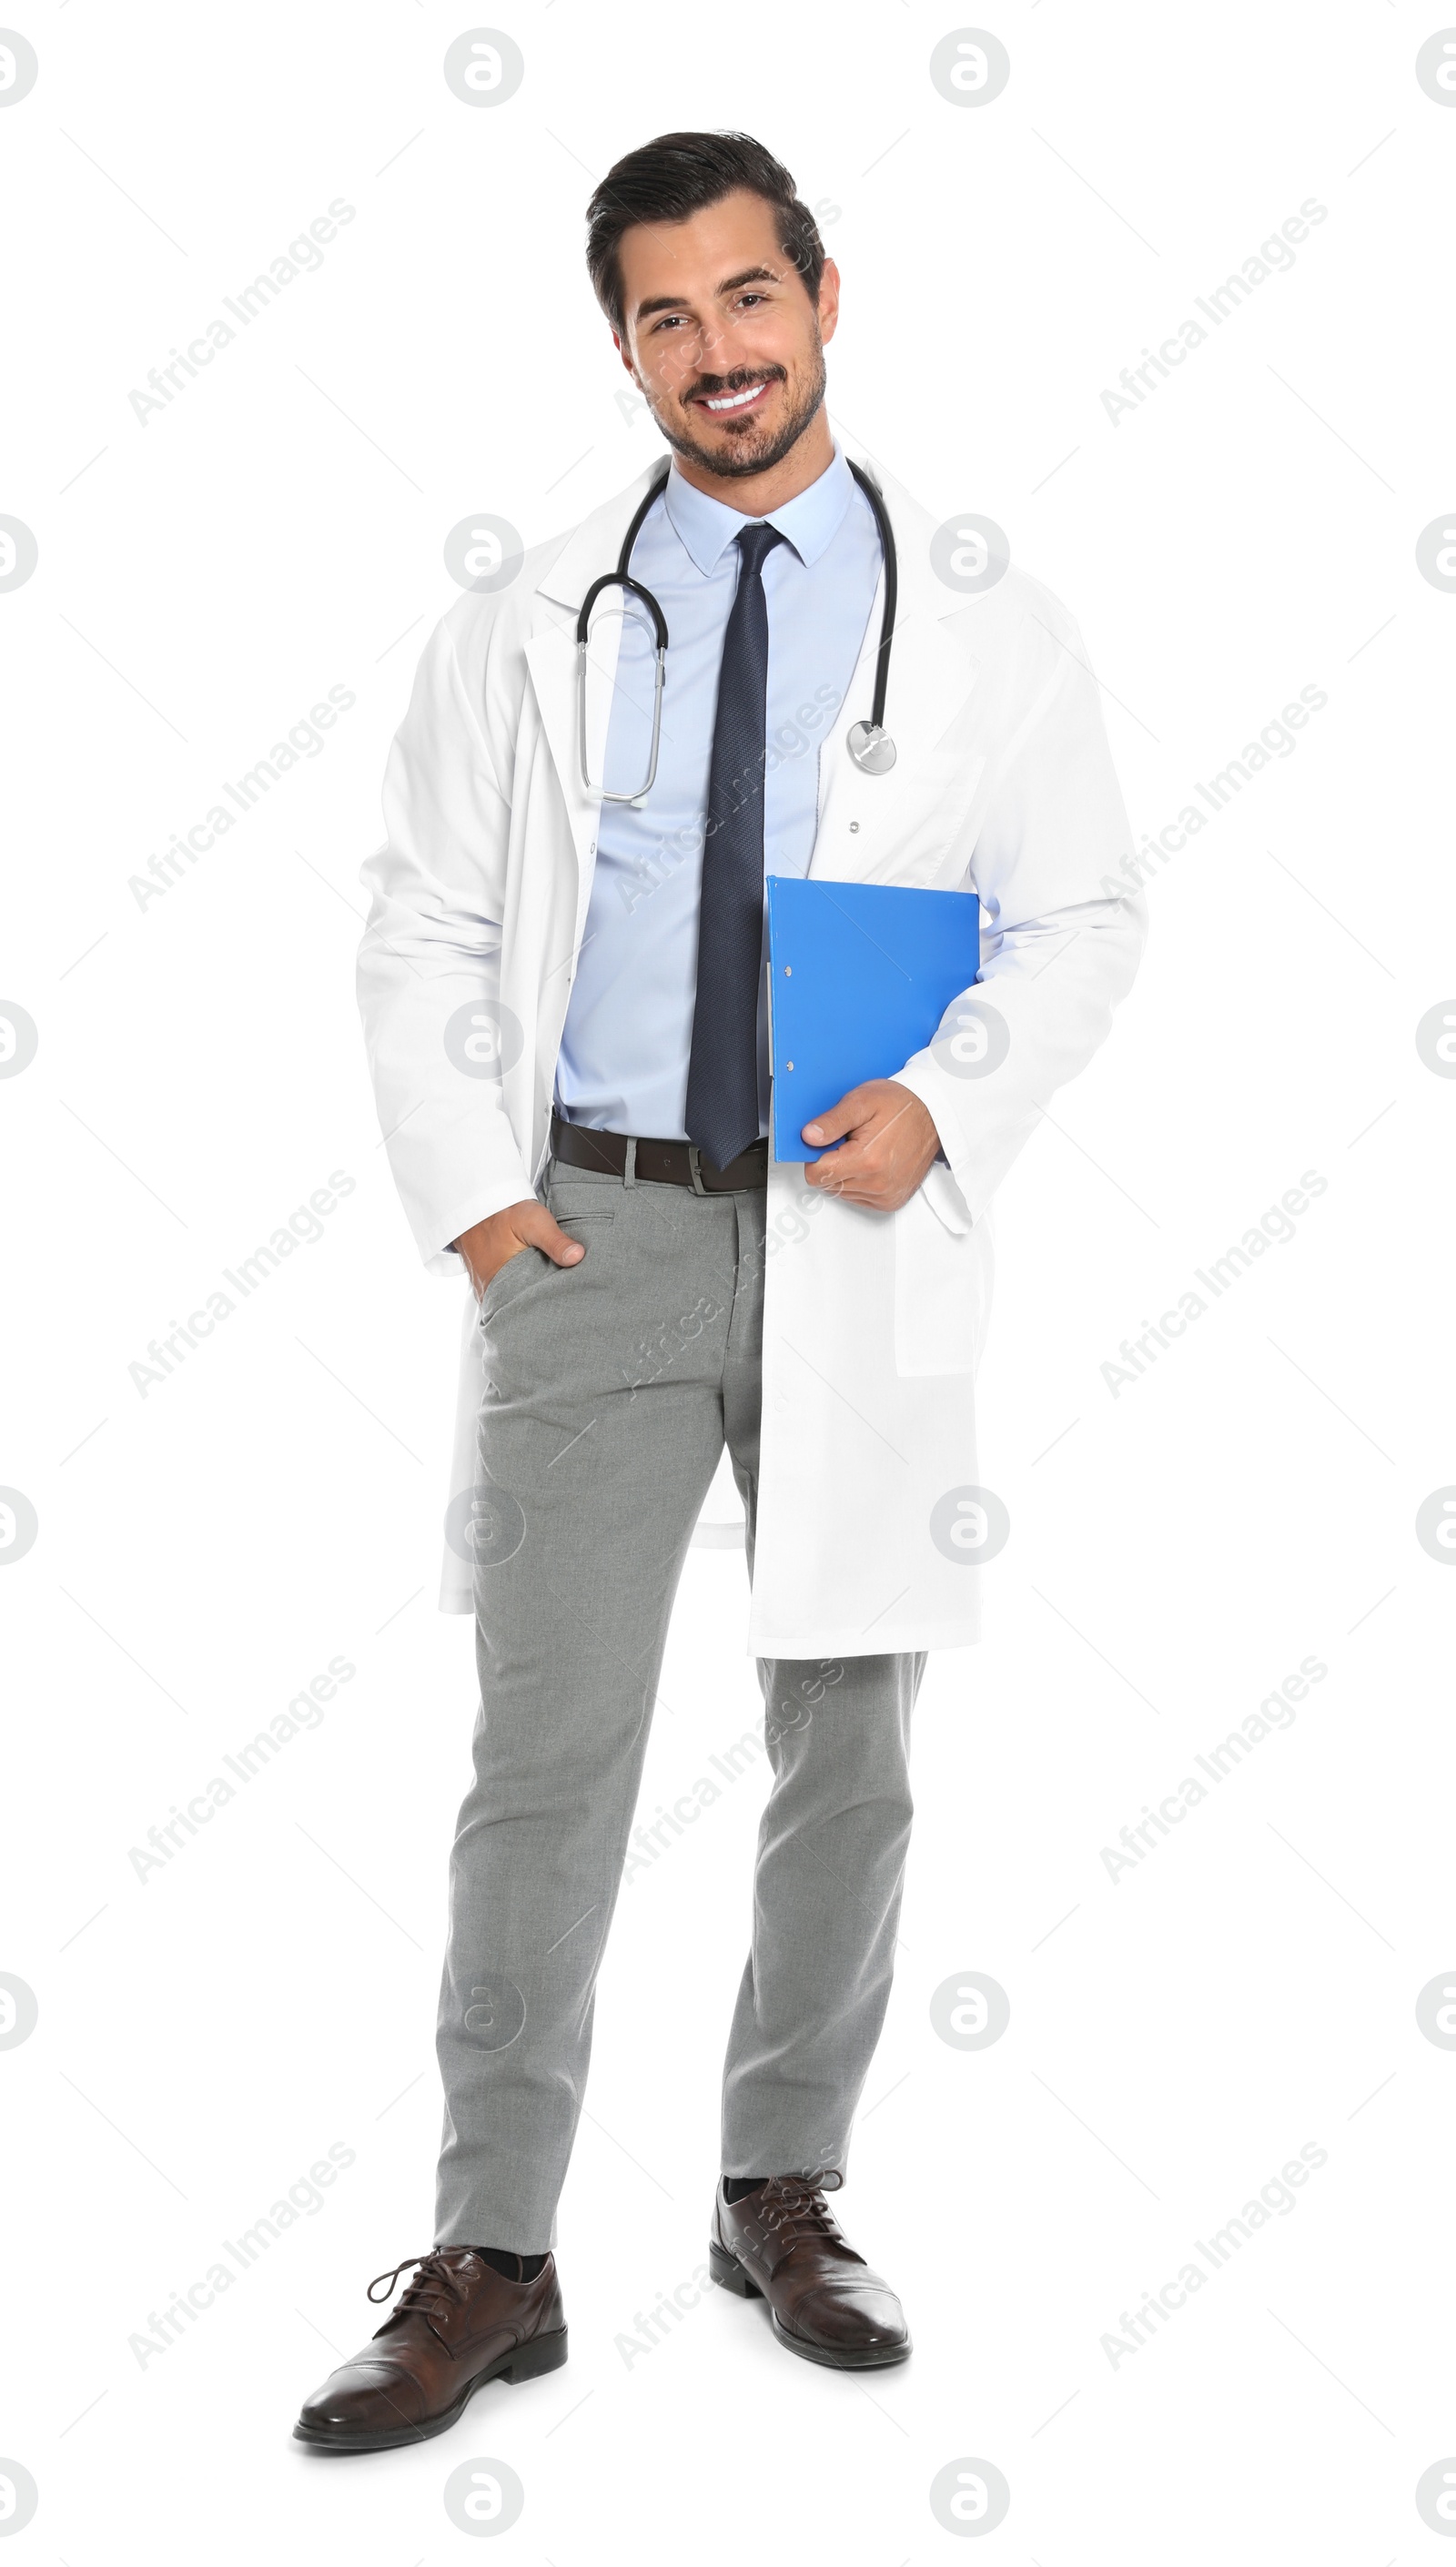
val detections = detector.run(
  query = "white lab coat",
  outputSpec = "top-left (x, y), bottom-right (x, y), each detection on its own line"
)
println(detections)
top-left (357, 423), bottom-right (1146, 1655)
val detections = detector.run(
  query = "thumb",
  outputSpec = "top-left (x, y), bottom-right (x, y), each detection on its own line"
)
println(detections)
top-left (802, 1084), bottom-right (873, 1147)
top-left (517, 1201), bottom-right (585, 1267)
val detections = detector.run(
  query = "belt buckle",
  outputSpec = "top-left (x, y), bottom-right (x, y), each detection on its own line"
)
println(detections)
top-left (685, 1143), bottom-right (712, 1197)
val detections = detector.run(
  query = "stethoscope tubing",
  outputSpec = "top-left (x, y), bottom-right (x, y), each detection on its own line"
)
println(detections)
top-left (574, 453), bottom-right (897, 801)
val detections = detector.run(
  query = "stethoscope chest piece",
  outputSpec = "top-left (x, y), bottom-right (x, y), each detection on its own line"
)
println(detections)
top-left (847, 720), bottom-right (896, 775)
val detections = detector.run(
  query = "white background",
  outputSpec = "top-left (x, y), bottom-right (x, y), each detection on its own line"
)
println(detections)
top-left (4, 0), bottom-right (1455, 2558)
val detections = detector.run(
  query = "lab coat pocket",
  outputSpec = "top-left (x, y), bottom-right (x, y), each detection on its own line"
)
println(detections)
top-left (893, 1183), bottom-right (994, 1378)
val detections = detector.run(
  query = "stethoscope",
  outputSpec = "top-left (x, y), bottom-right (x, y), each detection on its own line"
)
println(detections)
top-left (575, 455), bottom-right (900, 805)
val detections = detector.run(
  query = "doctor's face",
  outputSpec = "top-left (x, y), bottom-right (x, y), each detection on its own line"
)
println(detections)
top-left (614, 188), bottom-right (839, 481)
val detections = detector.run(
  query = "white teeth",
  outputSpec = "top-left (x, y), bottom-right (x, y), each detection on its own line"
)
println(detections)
top-left (703, 382), bottom-right (767, 411)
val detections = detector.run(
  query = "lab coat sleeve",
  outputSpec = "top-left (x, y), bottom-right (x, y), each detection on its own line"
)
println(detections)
top-left (356, 614), bottom-right (538, 1275)
top-left (892, 588), bottom-right (1147, 1227)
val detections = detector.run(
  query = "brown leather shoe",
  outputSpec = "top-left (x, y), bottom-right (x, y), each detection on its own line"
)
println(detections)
top-left (294, 2248), bottom-right (567, 2453)
top-left (709, 2172), bottom-right (910, 2370)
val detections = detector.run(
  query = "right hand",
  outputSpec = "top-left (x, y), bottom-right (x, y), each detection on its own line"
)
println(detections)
top-left (452, 1198), bottom-right (585, 1301)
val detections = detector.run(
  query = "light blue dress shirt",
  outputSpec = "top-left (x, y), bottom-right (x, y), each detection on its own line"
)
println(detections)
top-left (554, 439), bottom-right (883, 1139)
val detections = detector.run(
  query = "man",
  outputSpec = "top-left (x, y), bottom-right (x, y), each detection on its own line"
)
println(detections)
top-left (295, 129), bottom-right (1144, 2451)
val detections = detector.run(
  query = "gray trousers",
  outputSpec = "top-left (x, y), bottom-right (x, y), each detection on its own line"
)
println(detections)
top-left (435, 1158), bottom-right (925, 2250)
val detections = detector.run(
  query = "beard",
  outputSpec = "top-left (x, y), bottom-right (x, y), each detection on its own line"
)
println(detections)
top-left (648, 339), bottom-right (828, 482)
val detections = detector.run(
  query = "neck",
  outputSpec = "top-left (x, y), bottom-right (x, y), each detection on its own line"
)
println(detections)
top-left (669, 409), bottom-right (836, 517)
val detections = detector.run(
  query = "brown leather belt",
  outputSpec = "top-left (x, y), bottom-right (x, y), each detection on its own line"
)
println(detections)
top-left (550, 1112), bottom-right (768, 1193)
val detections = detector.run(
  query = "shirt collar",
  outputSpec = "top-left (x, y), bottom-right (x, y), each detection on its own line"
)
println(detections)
top-left (662, 436), bottom-right (856, 575)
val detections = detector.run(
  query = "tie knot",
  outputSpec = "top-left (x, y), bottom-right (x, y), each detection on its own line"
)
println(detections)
top-left (735, 519), bottom-right (786, 578)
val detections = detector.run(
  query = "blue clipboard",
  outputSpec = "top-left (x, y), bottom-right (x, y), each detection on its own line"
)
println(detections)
top-left (766, 875), bottom-right (981, 1164)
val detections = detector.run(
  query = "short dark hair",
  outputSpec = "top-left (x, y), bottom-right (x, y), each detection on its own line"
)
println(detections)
top-left (585, 130), bottom-right (825, 339)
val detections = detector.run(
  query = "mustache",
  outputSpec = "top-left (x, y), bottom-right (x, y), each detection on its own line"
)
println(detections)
top-left (685, 367), bottom-right (785, 402)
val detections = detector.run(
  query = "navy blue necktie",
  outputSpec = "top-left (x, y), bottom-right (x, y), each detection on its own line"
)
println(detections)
top-left (685, 519), bottom-right (787, 1172)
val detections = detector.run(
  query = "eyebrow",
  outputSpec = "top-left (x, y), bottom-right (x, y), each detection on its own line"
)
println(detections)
top-left (632, 264), bottom-right (781, 325)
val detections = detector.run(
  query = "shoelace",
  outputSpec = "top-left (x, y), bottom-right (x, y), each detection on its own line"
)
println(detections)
top-left (756, 2169), bottom-right (845, 2249)
top-left (366, 2248), bottom-right (476, 2324)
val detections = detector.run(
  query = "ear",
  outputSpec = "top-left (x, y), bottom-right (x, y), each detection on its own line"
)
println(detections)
top-left (816, 257), bottom-right (841, 348)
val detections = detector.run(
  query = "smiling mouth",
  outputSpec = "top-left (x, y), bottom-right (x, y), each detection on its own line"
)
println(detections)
top-left (690, 378), bottom-right (775, 416)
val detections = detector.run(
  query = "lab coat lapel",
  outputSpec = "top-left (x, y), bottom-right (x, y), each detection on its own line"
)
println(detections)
top-left (812, 436), bottom-right (982, 870)
top-left (524, 462), bottom-right (663, 900)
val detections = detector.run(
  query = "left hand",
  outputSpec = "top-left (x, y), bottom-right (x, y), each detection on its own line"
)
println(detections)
top-left (802, 1079), bottom-right (941, 1211)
